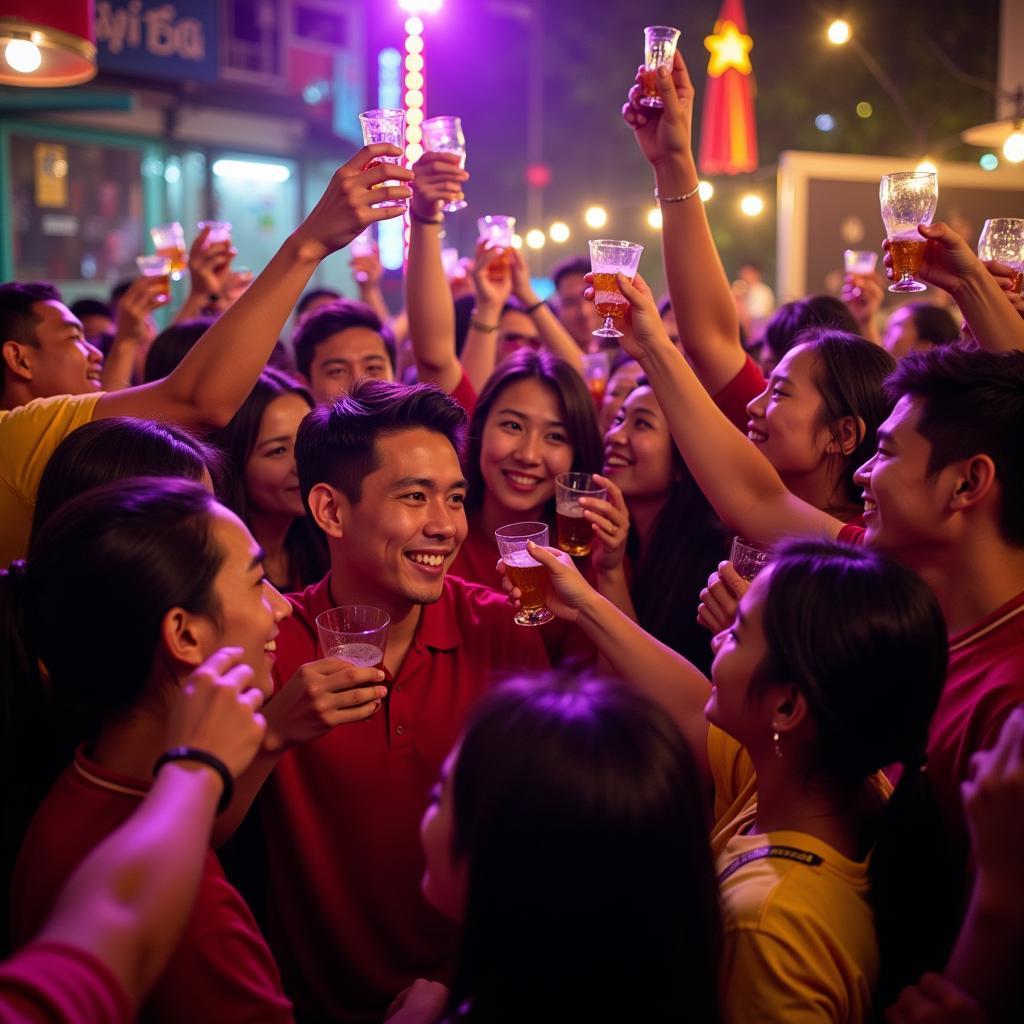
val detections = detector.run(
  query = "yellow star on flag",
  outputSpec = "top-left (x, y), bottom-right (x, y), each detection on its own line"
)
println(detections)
top-left (704, 20), bottom-right (753, 78)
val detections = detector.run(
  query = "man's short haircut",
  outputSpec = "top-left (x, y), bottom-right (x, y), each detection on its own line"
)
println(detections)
top-left (886, 347), bottom-right (1024, 546)
top-left (69, 298), bottom-right (113, 322)
top-left (296, 378), bottom-right (467, 507)
top-left (551, 257), bottom-right (590, 291)
top-left (296, 287), bottom-right (341, 318)
top-left (0, 281), bottom-right (63, 388)
top-left (292, 299), bottom-right (395, 380)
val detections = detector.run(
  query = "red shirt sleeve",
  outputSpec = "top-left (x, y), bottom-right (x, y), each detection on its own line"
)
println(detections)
top-left (837, 524), bottom-right (866, 546)
top-left (711, 355), bottom-right (766, 432)
top-left (450, 368), bottom-right (477, 419)
top-left (0, 941), bottom-right (131, 1024)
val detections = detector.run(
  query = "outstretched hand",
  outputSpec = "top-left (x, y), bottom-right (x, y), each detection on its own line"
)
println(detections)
top-left (584, 270), bottom-right (674, 362)
top-left (621, 50), bottom-right (696, 168)
top-left (498, 541), bottom-right (597, 624)
top-left (882, 221), bottom-right (982, 297)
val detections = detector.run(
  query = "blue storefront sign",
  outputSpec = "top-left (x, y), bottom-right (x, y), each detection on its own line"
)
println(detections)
top-left (95, 1), bottom-right (219, 81)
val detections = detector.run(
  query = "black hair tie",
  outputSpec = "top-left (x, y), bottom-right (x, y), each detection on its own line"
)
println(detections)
top-left (153, 746), bottom-right (234, 813)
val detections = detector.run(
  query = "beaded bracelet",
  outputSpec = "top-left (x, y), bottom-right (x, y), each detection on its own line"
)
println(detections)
top-left (654, 182), bottom-right (701, 204)
top-left (153, 747), bottom-right (234, 813)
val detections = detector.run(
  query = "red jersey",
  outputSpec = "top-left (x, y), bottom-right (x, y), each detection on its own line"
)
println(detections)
top-left (262, 573), bottom-right (549, 1022)
top-left (450, 368), bottom-right (477, 418)
top-left (11, 750), bottom-right (293, 1024)
top-left (712, 355), bottom-right (767, 431)
top-left (0, 942), bottom-right (130, 1024)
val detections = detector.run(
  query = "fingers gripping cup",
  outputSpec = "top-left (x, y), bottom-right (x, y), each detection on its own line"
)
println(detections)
top-left (641, 25), bottom-right (681, 107)
top-left (316, 605), bottom-right (392, 690)
top-left (589, 239), bottom-right (644, 338)
top-left (729, 537), bottom-right (772, 582)
top-left (422, 115), bottom-right (468, 213)
top-left (135, 254), bottom-right (172, 302)
top-left (478, 214), bottom-right (516, 281)
top-left (977, 218), bottom-right (1024, 294)
top-left (555, 473), bottom-right (608, 557)
top-left (879, 171), bottom-right (938, 293)
top-left (358, 108), bottom-right (408, 209)
top-left (495, 522), bottom-right (555, 627)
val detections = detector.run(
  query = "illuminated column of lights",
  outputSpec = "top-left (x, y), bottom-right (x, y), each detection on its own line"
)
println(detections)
top-left (376, 46), bottom-right (406, 271)
top-left (404, 17), bottom-right (426, 165)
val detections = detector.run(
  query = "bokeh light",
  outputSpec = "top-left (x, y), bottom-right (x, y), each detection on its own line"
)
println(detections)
top-left (584, 205), bottom-right (608, 229)
top-left (739, 193), bottom-right (764, 217)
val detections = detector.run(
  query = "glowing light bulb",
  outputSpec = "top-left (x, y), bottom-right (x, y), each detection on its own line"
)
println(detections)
top-left (915, 158), bottom-right (938, 173)
top-left (698, 181), bottom-right (714, 202)
top-left (827, 19), bottom-right (851, 45)
top-left (1003, 130), bottom-right (1024, 164)
top-left (739, 193), bottom-right (764, 217)
top-left (584, 205), bottom-right (608, 229)
top-left (5, 39), bottom-right (41, 74)
top-left (526, 229), bottom-right (546, 249)
top-left (646, 207), bottom-right (663, 230)
top-left (549, 221), bottom-right (570, 243)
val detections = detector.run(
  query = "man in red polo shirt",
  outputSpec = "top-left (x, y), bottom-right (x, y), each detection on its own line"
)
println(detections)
top-left (260, 379), bottom-right (549, 1022)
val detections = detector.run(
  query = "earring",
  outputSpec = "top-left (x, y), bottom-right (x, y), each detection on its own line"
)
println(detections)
top-left (772, 727), bottom-right (783, 758)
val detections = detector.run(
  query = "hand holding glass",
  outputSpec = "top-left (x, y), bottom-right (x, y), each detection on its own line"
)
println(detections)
top-left (641, 26), bottom-right (680, 107)
top-left (478, 215), bottom-right (516, 281)
top-left (315, 605), bottom-right (391, 689)
top-left (495, 523), bottom-right (554, 626)
top-left (729, 537), bottom-right (771, 582)
top-left (843, 249), bottom-right (878, 275)
top-left (197, 220), bottom-right (232, 243)
top-left (880, 171), bottom-right (938, 293)
top-left (150, 222), bottom-right (187, 280)
top-left (555, 474), bottom-right (608, 557)
top-left (422, 115), bottom-right (467, 213)
top-left (359, 108), bottom-right (407, 209)
top-left (135, 255), bottom-right (172, 302)
top-left (977, 218), bottom-right (1024, 294)
top-left (589, 239), bottom-right (643, 338)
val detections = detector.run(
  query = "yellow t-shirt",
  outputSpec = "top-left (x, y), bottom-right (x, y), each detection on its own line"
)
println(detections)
top-left (709, 725), bottom-right (888, 1024)
top-left (0, 392), bottom-right (103, 566)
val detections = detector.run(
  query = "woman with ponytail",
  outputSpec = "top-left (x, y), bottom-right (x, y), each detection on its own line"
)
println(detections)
top-left (501, 537), bottom-right (957, 1023)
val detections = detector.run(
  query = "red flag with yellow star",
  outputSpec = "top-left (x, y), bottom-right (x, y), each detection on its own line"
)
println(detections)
top-left (698, 0), bottom-right (758, 175)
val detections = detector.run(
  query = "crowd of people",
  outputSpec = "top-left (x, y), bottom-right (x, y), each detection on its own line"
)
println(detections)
top-left (0, 48), bottom-right (1022, 1024)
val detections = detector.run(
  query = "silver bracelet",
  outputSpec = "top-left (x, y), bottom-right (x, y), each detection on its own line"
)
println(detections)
top-left (655, 182), bottom-right (701, 203)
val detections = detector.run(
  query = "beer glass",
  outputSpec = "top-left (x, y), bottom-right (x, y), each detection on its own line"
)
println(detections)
top-left (729, 537), bottom-right (771, 582)
top-left (135, 254), bottom-right (172, 302)
top-left (197, 220), bottom-right (231, 243)
top-left (879, 171), bottom-right (938, 293)
top-left (843, 249), bottom-right (878, 275)
top-left (316, 605), bottom-right (392, 689)
top-left (555, 473), bottom-right (608, 557)
top-left (589, 239), bottom-right (644, 338)
top-left (581, 351), bottom-right (610, 407)
top-left (977, 218), bottom-right (1024, 294)
top-left (641, 25), bottom-right (680, 107)
top-left (495, 522), bottom-right (555, 626)
top-left (358, 108), bottom-right (407, 209)
top-left (150, 222), bottom-right (187, 280)
top-left (478, 214), bottom-right (516, 281)
top-left (422, 115), bottom-right (467, 212)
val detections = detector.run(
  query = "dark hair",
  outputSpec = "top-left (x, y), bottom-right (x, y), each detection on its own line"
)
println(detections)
top-left (296, 287), bottom-right (341, 318)
top-left (143, 317), bottom-right (215, 382)
top-left (763, 295), bottom-right (859, 367)
top-left (800, 330), bottom-right (897, 509)
top-left (292, 299), bottom-right (395, 381)
top-left (0, 282), bottom-right (62, 389)
top-left (69, 297), bottom-right (112, 322)
top-left (1, 479), bottom-right (225, 941)
top-left (622, 381), bottom-right (729, 674)
top-left (886, 347), bottom-right (1024, 545)
top-left (31, 417), bottom-right (223, 540)
top-left (902, 302), bottom-right (960, 348)
top-left (210, 368), bottom-right (327, 590)
top-left (454, 293), bottom-right (476, 356)
top-left (752, 539), bottom-right (955, 1003)
top-left (551, 256), bottom-right (590, 291)
top-left (296, 378), bottom-right (466, 507)
top-left (464, 351), bottom-right (602, 517)
top-left (446, 672), bottom-right (722, 1023)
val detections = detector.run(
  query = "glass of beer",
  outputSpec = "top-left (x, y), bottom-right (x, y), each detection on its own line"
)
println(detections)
top-left (977, 218), bottom-right (1024, 294)
top-left (495, 522), bottom-right (555, 626)
top-left (135, 254), bottom-right (172, 302)
top-left (640, 25), bottom-right (680, 107)
top-left (316, 605), bottom-right (392, 690)
top-left (589, 239), bottom-right (644, 338)
top-left (843, 249), bottom-right (878, 275)
top-left (358, 108), bottom-right (407, 209)
top-left (478, 215), bottom-right (516, 282)
top-left (149, 222), bottom-right (187, 280)
top-left (197, 220), bottom-right (232, 243)
top-left (555, 473), bottom-right (608, 557)
top-left (422, 115), bottom-right (467, 213)
top-left (582, 351), bottom-right (610, 407)
top-left (879, 171), bottom-right (938, 293)
top-left (729, 537), bottom-right (771, 582)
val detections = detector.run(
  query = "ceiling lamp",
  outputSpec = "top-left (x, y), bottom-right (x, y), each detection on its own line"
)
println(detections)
top-left (0, 3), bottom-right (97, 87)
top-left (961, 86), bottom-right (1024, 165)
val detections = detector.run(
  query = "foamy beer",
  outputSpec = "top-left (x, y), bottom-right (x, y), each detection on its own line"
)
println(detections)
top-left (315, 605), bottom-right (392, 691)
top-left (879, 171), bottom-right (937, 293)
top-left (358, 108), bottom-right (407, 209)
top-left (589, 239), bottom-right (644, 339)
top-left (149, 222), bottom-right (187, 280)
top-left (555, 472), bottom-right (608, 557)
top-left (495, 522), bottom-right (555, 626)
top-left (977, 218), bottom-right (1024, 295)
top-left (478, 214), bottom-right (516, 281)
top-left (640, 25), bottom-right (680, 107)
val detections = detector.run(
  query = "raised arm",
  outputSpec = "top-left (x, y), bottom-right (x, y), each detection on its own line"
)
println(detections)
top-left (96, 144), bottom-right (413, 428)
top-left (622, 53), bottom-right (747, 395)
top-left (404, 152), bottom-right (469, 393)
top-left (508, 249), bottom-right (584, 374)
top-left (100, 275), bottom-right (166, 392)
top-left (886, 221), bottom-right (1024, 353)
top-left (609, 270), bottom-right (841, 546)
top-left (173, 225), bottom-right (236, 324)
top-left (35, 649), bottom-right (266, 1009)
top-left (460, 242), bottom-right (513, 393)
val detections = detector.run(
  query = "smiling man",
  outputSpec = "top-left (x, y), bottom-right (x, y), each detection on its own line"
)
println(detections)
top-left (259, 379), bottom-right (549, 1022)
